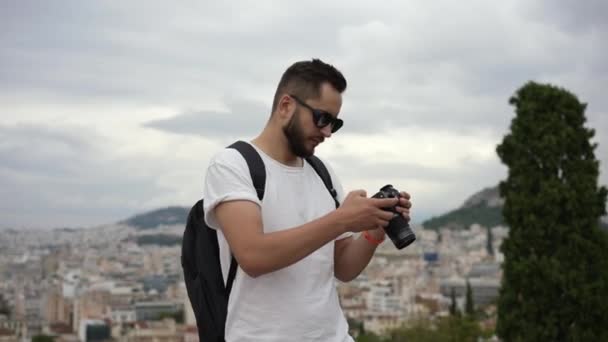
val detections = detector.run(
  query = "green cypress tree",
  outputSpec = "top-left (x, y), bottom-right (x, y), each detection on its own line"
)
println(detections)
top-left (0, 293), bottom-right (9, 316)
top-left (486, 226), bottom-right (494, 257)
top-left (450, 287), bottom-right (458, 316)
top-left (465, 280), bottom-right (474, 317)
top-left (495, 81), bottom-right (608, 341)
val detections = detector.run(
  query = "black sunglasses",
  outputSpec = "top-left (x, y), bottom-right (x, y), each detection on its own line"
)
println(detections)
top-left (289, 94), bottom-right (344, 133)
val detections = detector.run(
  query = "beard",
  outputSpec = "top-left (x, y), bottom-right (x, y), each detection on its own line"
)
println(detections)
top-left (283, 109), bottom-right (314, 158)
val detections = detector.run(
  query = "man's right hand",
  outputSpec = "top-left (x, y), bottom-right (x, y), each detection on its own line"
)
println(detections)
top-left (336, 190), bottom-right (399, 233)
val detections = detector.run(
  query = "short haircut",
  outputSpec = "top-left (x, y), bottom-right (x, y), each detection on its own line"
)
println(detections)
top-left (271, 58), bottom-right (347, 112)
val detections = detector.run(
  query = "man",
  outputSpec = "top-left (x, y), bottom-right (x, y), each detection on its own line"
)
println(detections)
top-left (202, 58), bottom-right (412, 341)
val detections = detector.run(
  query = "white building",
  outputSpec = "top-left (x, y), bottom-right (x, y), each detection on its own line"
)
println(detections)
top-left (367, 281), bottom-right (401, 313)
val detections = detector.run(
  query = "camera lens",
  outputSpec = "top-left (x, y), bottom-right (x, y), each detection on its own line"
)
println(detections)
top-left (385, 215), bottom-right (416, 249)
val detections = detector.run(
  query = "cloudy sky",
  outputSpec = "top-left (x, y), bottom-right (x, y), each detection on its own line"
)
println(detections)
top-left (1, 0), bottom-right (607, 229)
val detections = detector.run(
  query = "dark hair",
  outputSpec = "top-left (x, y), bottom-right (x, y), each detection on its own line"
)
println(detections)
top-left (271, 58), bottom-right (347, 112)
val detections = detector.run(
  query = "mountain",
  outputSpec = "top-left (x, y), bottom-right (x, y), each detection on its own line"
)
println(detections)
top-left (118, 189), bottom-right (607, 233)
top-left (121, 206), bottom-right (189, 229)
top-left (422, 185), bottom-right (608, 231)
top-left (422, 185), bottom-right (504, 230)
top-left (460, 186), bottom-right (504, 209)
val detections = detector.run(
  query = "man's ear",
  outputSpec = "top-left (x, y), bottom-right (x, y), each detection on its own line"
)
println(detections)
top-left (277, 94), bottom-right (295, 121)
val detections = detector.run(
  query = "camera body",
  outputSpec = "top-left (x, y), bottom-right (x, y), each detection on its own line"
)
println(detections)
top-left (371, 184), bottom-right (416, 249)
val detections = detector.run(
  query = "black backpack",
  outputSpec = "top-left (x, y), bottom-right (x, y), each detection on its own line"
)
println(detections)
top-left (181, 140), bottom-right (340, 342)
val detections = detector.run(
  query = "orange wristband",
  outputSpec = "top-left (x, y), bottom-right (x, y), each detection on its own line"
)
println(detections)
top-left (363, 230), bottom-right (385, 245)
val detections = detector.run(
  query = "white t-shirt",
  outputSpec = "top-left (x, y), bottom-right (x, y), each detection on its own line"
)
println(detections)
top-left (202, 142), bottom-right (354, 342)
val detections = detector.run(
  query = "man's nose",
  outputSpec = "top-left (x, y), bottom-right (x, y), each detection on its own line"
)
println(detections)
top-left (320, 124), bottom-right (333, 138)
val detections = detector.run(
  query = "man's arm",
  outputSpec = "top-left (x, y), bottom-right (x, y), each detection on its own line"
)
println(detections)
top-left (333, 229), bottom-right (384, 282)
top-left (215, 200), bottom-right (346, 278)
top-left (214, 190), bottom-right (398, 278)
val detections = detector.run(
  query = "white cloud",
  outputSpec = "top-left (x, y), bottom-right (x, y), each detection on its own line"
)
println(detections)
top-left (0, 0), bottom-right (606, 228)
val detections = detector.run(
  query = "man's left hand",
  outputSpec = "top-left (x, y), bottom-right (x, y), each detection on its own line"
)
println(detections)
top-left (396, 191), bottom-right (412, 222)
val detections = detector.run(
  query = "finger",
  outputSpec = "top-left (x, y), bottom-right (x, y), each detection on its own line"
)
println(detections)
top-left (350, 189), bottom-right (367, 197)
top-left (399, 198), bottom-right (412, 208)
top-left (402, 212), bottom-right (411, 221)
top-left (399, 191), bottom-right (411, 200)
top-left (396, 207), bottom-right (410, 215)
top-left (371, 197), bottom-right (399, 208)
top-left (377, 210), bottom-right (395, 221)
top-left (376, 218), bottom-right (390, 227)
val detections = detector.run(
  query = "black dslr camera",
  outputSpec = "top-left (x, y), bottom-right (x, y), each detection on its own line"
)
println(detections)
top-left (371, 184), bottom-right (416, 249)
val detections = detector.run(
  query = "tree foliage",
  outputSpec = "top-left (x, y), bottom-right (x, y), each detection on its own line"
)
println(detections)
top-left (363, 316), bottom-right (484, 342)
top-left (0, 293), bottom-right (9, 316)
top-left (465, 280), bottom-right (474, 317)
top-left (486, 226), bottom-right (494, 256)
top-left (354, 315), bottom-right (497, 342)
top-left (356, 332), bottom-right (384, 342)
top-left (422, 203), bottom-right (503, 230)
top-left (449, 287), bottom-right (458, 316)
top-left (32, 335), bottom-right (55, 342)
top-left (496, 81), bottom-right (608, 340)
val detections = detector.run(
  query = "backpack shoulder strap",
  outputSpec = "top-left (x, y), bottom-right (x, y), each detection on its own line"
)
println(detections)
top-left (228, 140), bottom-right (266, 200)
top-left (305, 155), bottom-right (340, 209)
top-left (224, 140), bottom-right (266, 296)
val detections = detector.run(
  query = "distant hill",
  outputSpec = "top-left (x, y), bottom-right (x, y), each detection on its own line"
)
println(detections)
top-left (422, 204), bottom-right (504, 230)
top-left (422, 185), bottom-right (608, 231)
top-left (121, 206), bottom-right (189, 229)
top-left (422, 185), bottom-right (504, 230)
top-left (421, 185), bottom-right (504, 230)
top-left (460, 186), bottom-right (504, 209)
top-left (118, 189), bottom-right (607, 233)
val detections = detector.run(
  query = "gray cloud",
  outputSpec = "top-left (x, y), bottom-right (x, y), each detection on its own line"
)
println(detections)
top-left (0, 124), bottom-right (96, 177)
top-left (0, 1), bottom-right (346, 106)
top-left (0, 124), bottom-right (180, 228)
top-left (144, 98), bottom-right (268, 138)
top-left (524, 0), bottom-right (608, 34)
top-left (326, 149), bottom-right (507, 218)
top-left (0, 0), bottom-right (607, 228)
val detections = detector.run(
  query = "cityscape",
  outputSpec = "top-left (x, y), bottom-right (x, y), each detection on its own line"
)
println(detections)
top-left (3, 1), bottom-right (607, 340)
top-left (0, 203), bottom-right (508, 341)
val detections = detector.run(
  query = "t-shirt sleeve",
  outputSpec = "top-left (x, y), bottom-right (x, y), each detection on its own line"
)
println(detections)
top-left (202, 150), bottom-right (261, 230)
top-left (319, 156), bottom-right (353, 241)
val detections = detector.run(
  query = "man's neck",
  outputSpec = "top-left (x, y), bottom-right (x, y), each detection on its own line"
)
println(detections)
top-left (251, 127), bottom-right (302, 167)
